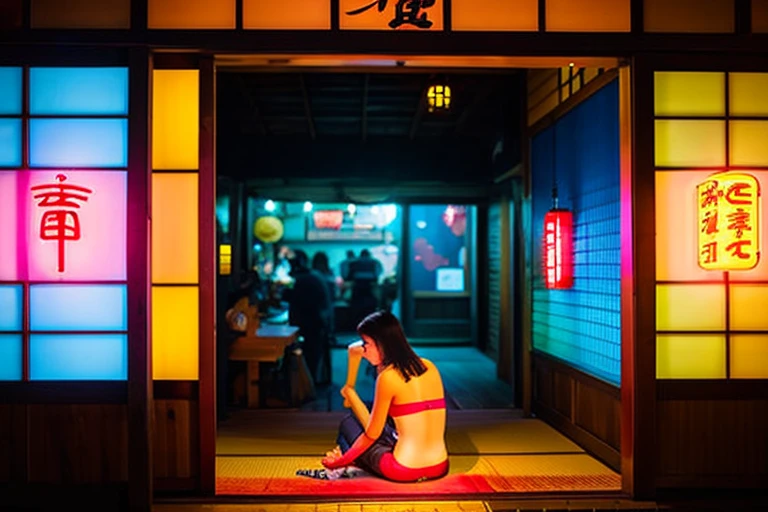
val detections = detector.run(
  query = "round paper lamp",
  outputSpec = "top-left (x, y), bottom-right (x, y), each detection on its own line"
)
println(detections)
top-left (254, 216), bottom-right (284, 243)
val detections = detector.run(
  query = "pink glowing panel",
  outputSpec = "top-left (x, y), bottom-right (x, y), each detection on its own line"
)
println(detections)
top-left (0, 172), bottom-right (19, 281)
top-left (27, 170), bottom-right (126, 281)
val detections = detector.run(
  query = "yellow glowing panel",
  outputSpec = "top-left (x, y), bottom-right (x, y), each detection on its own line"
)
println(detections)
top-left (340, 0), bottom-right (443, 30)
top-left (753, 0), bottom-right (768, 32)
top-left (219, 244), bottom-right (232, 275)
top-left (546, 0), bottom-right (630, 32)
top-left (730, 73), bottom-right (768, 115)
top-left (730, 335), bottom-right (768, 378)
top-left (654, 72), bottom-right (725, 116)
top-left (243, 0), bottom-right (330, 29)
top-left (730, 285), bottom-right (768, 330)
top-left (644, 0), bottom-right (735, 33)
top-left (148, 0), bottom-right (235, 29)
top-left (656, 171), bottom-right (726, 281)
top-left (697, 172), bottom-right (760, 271)
top-left (656, 284), bottom-right (725, 331)
top-left (152, 70), bottom-right (199, 170)
top-left (31, 0), bottom-right (130, 28)
top-left (654, 120), bottom-right (725, 167)
top-left (452, 0), bottom-right (538, 31)
top-left (656, 335), bottom-right (726, 379)
top-left (152, 286), bottom-right (199, 380)
top-left (152, 173), bottom-right (199, 284)
top-left (730, 121), bottom-right (768, 166)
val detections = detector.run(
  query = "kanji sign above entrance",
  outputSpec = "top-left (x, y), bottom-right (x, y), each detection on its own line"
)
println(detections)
top-left (341, 0), bottom-right (443, 30)
top-left (697, 172), bottom-right (761, 271)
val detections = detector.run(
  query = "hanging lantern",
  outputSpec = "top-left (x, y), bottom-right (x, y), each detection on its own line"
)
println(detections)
top-left (697, 171), bottom-right (760, 271)
top-left (426, 78), bottom-right (451, 113)
top-left (542, 209), bottom-right (574, 289)
top-left (254, 216), bottom-right (284, 243)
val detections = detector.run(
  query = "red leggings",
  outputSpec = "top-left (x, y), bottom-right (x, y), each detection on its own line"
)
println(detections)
top-left (379, 452), bottom-right (449, 482)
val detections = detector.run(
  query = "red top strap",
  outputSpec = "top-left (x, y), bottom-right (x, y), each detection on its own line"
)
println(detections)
top-left (389, 397), bottom-right (446, 418)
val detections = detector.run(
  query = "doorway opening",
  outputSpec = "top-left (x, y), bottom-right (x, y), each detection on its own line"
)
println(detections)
top-left (210, 55), bottom-right (623, 498)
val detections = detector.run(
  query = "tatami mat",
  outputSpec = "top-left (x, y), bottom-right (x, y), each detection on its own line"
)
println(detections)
top-left (216, 453), bottom-right (620, 496)
top-left (217, 410), bottom-right (584, 456)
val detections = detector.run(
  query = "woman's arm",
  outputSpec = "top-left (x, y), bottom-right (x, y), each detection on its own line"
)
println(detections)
top-left (340, 340), bottom-right (369, 423)
top-left (323, 371), bottom-right (396, 469)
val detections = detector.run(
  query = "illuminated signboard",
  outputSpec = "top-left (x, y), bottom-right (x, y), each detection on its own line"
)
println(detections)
top-left (697, 172), bottom-right (760, 271)
top-left (313, 210), bottom-right (344, 230)
top-left (542, 209), bottom-right (573, 289)
top-left (340, 0), bottom-right (443, 30)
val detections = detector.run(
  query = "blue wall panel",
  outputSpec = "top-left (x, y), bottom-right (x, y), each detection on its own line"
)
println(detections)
top-left (0, 335), bottom-right (22, 381)
top-left (29, 67), bottom-right (128, 115)
top-left (0, 67), bottom-right (22, 115)
top-left (0, 284), bottom-right (23, 331)
top-left (0, 118), bottom-right (22, 167)
top-left (29, 119), bottom-right (128, 168)
top-left (30, 284), bottom-right (127, 331)
top-left (530, 79), bottom-right (622, 386)
top-left (30, 334), bottom-right (127, 380)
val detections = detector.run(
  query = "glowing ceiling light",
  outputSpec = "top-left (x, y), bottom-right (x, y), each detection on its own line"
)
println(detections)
top-left (303, 201), bottom-right (313, 212)
top-left (264, 199), bottom-right (276, 212)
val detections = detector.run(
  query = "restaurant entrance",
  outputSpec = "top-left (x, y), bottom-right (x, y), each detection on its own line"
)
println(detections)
top-left (205, 56), bottom-right (625, 499)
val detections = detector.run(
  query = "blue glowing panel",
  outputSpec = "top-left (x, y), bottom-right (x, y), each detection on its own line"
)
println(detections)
top-left (29, 119), bottom-right (128, 168)
top-left (0, 119), bottom-right (21, 167)
top-left (0, 285), bottom-right (23, 331)
top-left (30, 334), bottom-right (127, 380)
top-left (30, 284), bottom-right (127, 331)
top-left (0, 67), bottom-right (22, 115)
top-left (0, 335), bottom-right (22, 381)
top-left (29, 68), bottom-right (129, 115)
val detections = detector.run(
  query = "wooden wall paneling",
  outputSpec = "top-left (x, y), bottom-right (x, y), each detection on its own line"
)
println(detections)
top-left (153, 399), bottom-right (199, 479)
top-left (0, 404), bottom-right (27, 482)
top-left (575, 380), bottom-right (621, 451)
top-left (656, 399), bottom-right (768, 487)
top-left (533, 353), bottom-right (621, 471)
top-left (27, 405), bottom-right (128, 483)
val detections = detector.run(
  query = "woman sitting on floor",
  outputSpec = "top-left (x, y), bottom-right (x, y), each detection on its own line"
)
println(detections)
top-left (321, 310), bottom-right (449, 482)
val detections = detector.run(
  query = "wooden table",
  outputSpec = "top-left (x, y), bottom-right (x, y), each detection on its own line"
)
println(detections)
top-left (229, 324), bottom-right (299, 408)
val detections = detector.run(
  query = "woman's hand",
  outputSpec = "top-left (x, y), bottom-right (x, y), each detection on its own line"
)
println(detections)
top-left (321, 446), bottom-right (344, 469)
top-left (340, 385), bottom-right (354, 408)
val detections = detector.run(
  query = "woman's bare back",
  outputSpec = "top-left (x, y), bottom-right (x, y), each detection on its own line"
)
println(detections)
top-left (384, 358), bottom-right (448, 468)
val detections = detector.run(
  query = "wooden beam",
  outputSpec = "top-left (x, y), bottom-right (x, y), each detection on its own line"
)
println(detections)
top-left (234, 74), bottom-right (267, 136)
top-left (127, 46), bottom-right (152, 512)
top-left (198, 55), bottom-right (217, 496)
top-left (362, 73), bottom-right (369, 142)
top-left (299, 73), bottom-right (316, 140)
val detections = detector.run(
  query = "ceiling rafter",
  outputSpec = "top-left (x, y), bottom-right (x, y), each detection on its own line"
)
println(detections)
top-left (455, 81), bottom-right (496, 136)
top-left (362, 73), bottom-right (370, 142)
top-left (299, 73), bottom-right (317, 140)
top-left (234, 74), bottom-right (267, 136)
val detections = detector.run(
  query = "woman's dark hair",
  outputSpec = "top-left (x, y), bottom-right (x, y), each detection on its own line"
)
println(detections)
top-left (311, 251), bottom-right (332, 275)
top-left (357, 310), bottom-right (426, 382)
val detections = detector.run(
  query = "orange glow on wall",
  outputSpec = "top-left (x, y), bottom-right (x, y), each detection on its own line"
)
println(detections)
top-left (152, 286), bottom-right (199, 380)
top-left (697, 172), bottom-right (760, 271)
top-left (754, 0), bottom-right (768, 33)
top-left (545, 0), bottom-right (630, 32)
top-left (152, 70), bottom-right (199, 171)
top-left (340, 0), bottom-right (443, 30)
top-left (644, 0), bottom-right (735, 33)
top-left (148, 0), bottom-right (236, 29)
top-left (451, 0), bottom-right (538, 31)
top-left (542, 209), bottom-right (573, 289)
top-left (152, 173), bottom-right (199, 284)
top-left (243, 0), bottom-right (331, 29)
top-left (31, 0), bottom-right (130, 29)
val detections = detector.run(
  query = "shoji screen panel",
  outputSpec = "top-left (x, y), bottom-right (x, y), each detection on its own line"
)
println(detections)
top-left (0, 67), bottom-right (129, 381)
top-left (151, 69), bottom-right (200, 380)
top-left (644, 0), bottom-right (735, 33)
top-left (655, 71), bottom-right (768, 380)
top-left (31, 0), bottom-right (131, 29)
top-left (148, 0), bottom-right (236, 29)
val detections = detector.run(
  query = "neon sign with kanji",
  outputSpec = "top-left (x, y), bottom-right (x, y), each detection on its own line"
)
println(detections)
top-left (31, 174), bottom-right (93, 273)
top-left (25, 171), bottom-right (127, 281)
top-left (346, 0), bottom-right (437, 29)
top-left (697, 172), bottom-right (761, 271)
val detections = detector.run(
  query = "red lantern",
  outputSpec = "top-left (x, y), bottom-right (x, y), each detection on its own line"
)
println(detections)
top-left (542, 209), bottom-right (574, 289)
